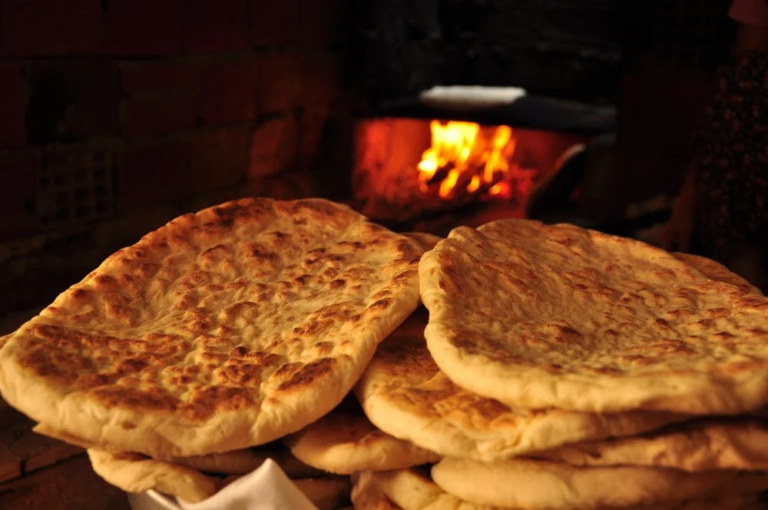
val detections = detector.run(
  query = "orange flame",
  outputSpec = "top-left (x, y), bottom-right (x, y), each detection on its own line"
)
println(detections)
top-left (417, 120), bottom-right (515, 199)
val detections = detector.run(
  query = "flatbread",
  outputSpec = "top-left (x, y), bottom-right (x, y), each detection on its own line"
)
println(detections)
top-left (352, 468), bottom-right (765, 510)
top-left (35, 422), bottom-right (323, 478)
top-left (88, 449), bottom-right (221, 504)
top-left (405, 233), bottom-right (442, 252)
top-left (673, 253), bottom-right (762, 296)
top-left (284, 396), bottom-right (440, 474)
top-left (355, 308), bottom-right (686, 462)
top-left (89, 448), bottom-right (350, 508)
top-left (351, 471), bottom-right (400, 510)
top-left (431, 457), bottom-right (768, 509)
top-left (419, 219), bottom-right (768, 414)
top-left (167, 442), bottom-right (323, 478)
top-left (34, 422), bottom-right (107, 451)
top-left (530, 417), bottom-right (768, 472)
top-left (292, 476), bottom-right (352, 510)
top-left (352, 468), bottom-right (498, 510)
top-left (0, 198), bottom-right (423, 457)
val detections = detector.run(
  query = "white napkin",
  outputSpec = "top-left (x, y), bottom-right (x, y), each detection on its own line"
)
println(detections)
top-left (177, 459), bottom-right (318, 510)
top-left (418, 85), bottom-right (527, 111)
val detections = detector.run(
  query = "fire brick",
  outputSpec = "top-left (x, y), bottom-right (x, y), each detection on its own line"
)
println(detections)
top-left (250, 116), bottom-right (294, 159)
top-left (189, 126), bottom-right (250, 195)
top-left (249, 0), bottom-right (300, 47)
top-left (119, 140), bottom-right (192, 211)
top-left (198, 59), bottom-right (259, 124)
top-left (183, 0), bottom-right (249, 54)
top-left (0, 63), bottom-right (26, 148)
top-left (121, 62), bottom-right (200, 96)
top-left (256, 51), bottom-right (301, 114)
top-left (105, 0), bottom-right (183, 56)
top-left (123, 94), bottom-right (197, 138)
top-left (299, 111), bottom-right (328, 159)
top-left (298, 52), bottom-right (343, 113)
top-left (26, 61), bottom-right (121, 145)
top-left (249, 115), bottom-right (298, 178)
top-left (0, 0), bottom-right (102, 56)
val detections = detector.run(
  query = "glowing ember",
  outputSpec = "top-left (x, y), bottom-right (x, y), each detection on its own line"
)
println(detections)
top-left (417, 120), bottom-right (516, 199)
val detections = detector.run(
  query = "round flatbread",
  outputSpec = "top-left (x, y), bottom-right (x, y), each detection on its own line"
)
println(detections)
top-left (404, 233), bottom-right (442, 252)
top-left (530, 417), bottom-right (768, 472)
top-left (0, 198), bottom-right (423, 457)
top-left (166, 442), bottom-right (323, 479)
top-left (352, 468), bottom-right (765, 510)
top-left (89, 448), bottom-right (350, 508)
top-left (419, 219), bottom-right (768, 414)
top-left (292, 476), bottom-right (352, 510)
top-left (284, 396), bottom-right (440, 474)
top-left (431, 457), bottom-right (768, 509)
top-left (35, 422), bottom-right (324, 478)
top-left (355, 308), bottom-right (686, 462)
top-left (673, 253), bottom-right (762, 296)
top-left (88, 449), bottom-right (221, 504)
top-left (351, 471), bottom-right (400, 510)
top-left (33, 422), bottom-right (108, 451)
top-left (352, 468), bottom-right (495, 510)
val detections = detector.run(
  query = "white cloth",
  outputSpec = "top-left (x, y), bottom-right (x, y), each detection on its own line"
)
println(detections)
top-left (177, 459), bottom-right (317, 510)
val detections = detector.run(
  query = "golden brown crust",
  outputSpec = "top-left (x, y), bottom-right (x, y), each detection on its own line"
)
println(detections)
top-left (351, 471), bottom-right (403, 510)
top-left (356, 468), bottom-right (767, 510)
top-left (419, 219), bottom-right (768, 414)
top-left (87, 449), bottom-right (221, 504)
top-left (432, 457), bottom-right (768, 509)
top-left (673, 252), bottom-right (762, 296)
top-left (353, 468), bottom-right (500, 510)
top-left (0, 198), bottom-right (423, 457)
top-left (291, 476), bottom-right (352, 510)
top-left (355, 309), bottom-right (685, 462)
top-left (404, 233), bottom-right (442, 252)
top-left (165, 441), bottom-right (323, 478)
top-left (530, 417), bottom-right (768, 472)
top-left (283, 396), bottom-right (439, 474)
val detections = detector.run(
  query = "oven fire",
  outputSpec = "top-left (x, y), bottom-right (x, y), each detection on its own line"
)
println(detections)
top-left (417, 121), bottom-right (515, 199)
top-left (416, 120), bottom-right (540, 206)
top-left (352, 117), bottom-right (545, 225)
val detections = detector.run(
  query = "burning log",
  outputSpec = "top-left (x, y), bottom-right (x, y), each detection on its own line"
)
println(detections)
top-left (426, 164), bottom-right (453, 186)
top-left (417, 121), bottom-right (515, 200)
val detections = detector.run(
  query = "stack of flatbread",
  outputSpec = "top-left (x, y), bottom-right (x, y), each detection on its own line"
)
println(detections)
top-left (350, 220), bottom-right (768, 510)
top-left (2, 197), bottom-right (768, 510)
top-left (0, 198), bottom-right (430, 508)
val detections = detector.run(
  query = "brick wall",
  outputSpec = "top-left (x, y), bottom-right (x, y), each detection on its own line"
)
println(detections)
top-left (0, 0), bottom-right (354, 317)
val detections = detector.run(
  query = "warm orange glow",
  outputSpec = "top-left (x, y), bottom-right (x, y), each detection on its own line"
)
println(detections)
top-left (489, 182), bottom-right (509, 196)
top-left (417, 120), bottom-right (516, 199)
